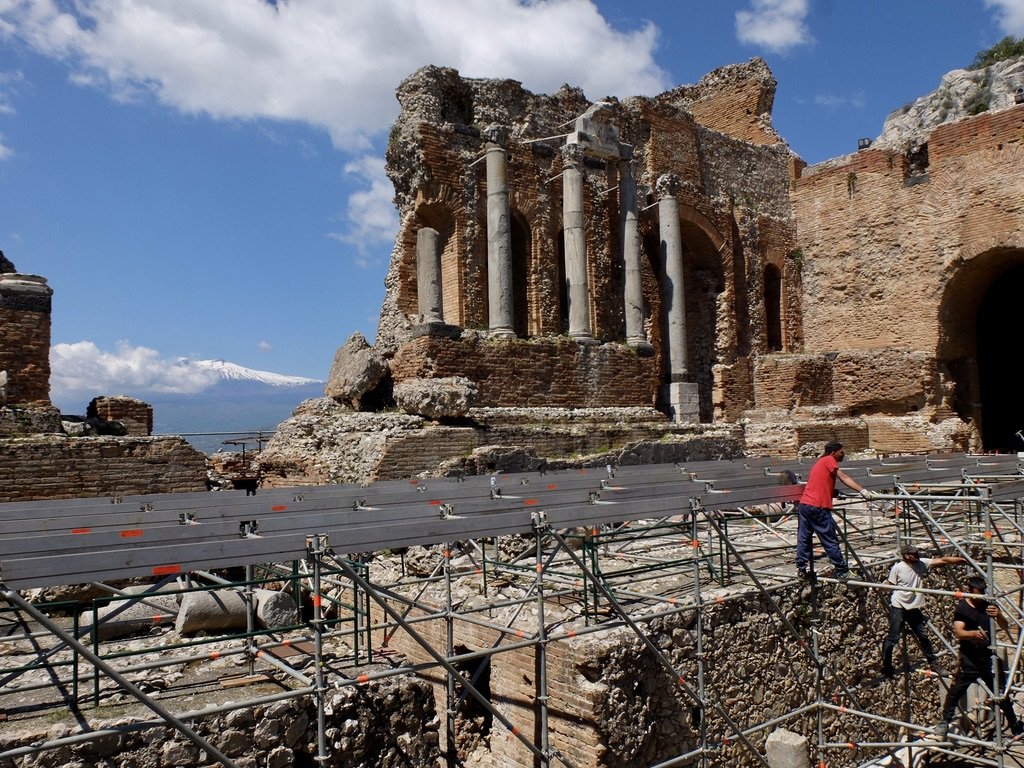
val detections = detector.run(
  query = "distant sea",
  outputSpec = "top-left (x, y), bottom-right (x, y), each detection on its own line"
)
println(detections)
top-left (148, 379), bottom-right (324, 454)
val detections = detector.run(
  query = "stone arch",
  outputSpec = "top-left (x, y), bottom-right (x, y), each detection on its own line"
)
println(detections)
top-left (415, 203), bottom-right (460, 325)
top-left (642, 202), bottom-right (725, 422)
top-left (937, 246), bottom-right (1024, 451)
top-left (510, 209), bottom-right (531, 337)
top-left (764, 263), bottom-right (783, 352)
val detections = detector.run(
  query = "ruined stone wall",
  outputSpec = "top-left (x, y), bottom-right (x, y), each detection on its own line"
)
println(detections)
top-left (389, 336), bottom-right (657, 408)
top-left (793, 102), bottom-right (1024, 363)
top-left (0, 273), bottom-right (52, 407)
top-left (788, 102), bottom-right (1024, 450)
top-left (0, 436), bottom-right (208, 502)
top-left (0, 675), bottom-right (440, 768)
top-left (378, 62), bottom-right (797, 423)
top-left (373, 569), bottom-right (960, 768)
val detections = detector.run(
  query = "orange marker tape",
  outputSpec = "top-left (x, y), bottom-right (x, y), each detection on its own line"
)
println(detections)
top-left (677, 676), bottom-right (686, 686)
top-left (312, 595), bottom-right (322, 607)
top-left (208, 651), bottom-right (220, 660)
top-left (566, 630), bottom-right (576, 638)
top-left (357, 674), bottom-right (370, 684)
top-left (524, 499), bottom-right (538, 506)
top-left (430, 500), bottom-right (442, 505)
top-left (71, 527), bottom-right (92, 535)
top-left (955, 591), bottom-right (964, 598)
top-left (120, 529), bottom-right (143, 538)
top-left (153, 564), bottom-right (181, 576)
top-left (271, 505), bottom-right (288, 512)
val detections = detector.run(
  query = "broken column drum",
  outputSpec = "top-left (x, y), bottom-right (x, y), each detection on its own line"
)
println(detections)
top-left (561, 142), bottom-right (592, 340)
top-left (485, 131), bottom-right (515, 338)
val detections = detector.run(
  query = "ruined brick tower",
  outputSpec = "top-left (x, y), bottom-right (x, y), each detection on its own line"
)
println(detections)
top-left (0, 252), bottom-right (53, 408)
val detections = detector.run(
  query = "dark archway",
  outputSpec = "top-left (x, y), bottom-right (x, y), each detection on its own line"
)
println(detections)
top-left (938, 247), bottom-right (1024, 451)
top-left (510, 211), bottom-right (531, 337)
top-left (764, 264), bottom-right (783, 352)
top-left (977, 262), bottom-right (1024, 451)
top-left (556, 229), bottom-right (569, 333)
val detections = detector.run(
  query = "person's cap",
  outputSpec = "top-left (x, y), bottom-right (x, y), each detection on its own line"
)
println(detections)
top-left (823, 441), bottom-right (844, 455)
top-left (900, 545), bottom-right (921, 556)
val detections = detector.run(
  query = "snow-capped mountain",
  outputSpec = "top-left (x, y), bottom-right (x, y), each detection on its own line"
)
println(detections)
top-left (148, 361), bottom-right (325, 453)
top-left (186, 359), bottom-right (321, 388)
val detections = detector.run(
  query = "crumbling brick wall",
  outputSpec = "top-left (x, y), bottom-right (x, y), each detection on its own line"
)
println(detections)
top-left (0, 436), bottom-right (208, 501)
top-left (0, 273), bottom-right (52, 407)
top-left (88, 395), bottom-right (154, 436)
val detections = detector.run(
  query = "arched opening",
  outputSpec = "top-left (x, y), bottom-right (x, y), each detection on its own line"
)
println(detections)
top-left (416, 204), bottom-right (459, 325)
top-left (978, 262), bottom-right (1024, 451)
top-left (764, 264), bottom-right (783, 352)
top-left (938, 248), bottom-right (1024, 451)
top-left (641, 215), bottom-right (724, 423)
top-left (510, 211), bottom-right (531, 337)
top-left (556, 229), bottom-right (569, 333)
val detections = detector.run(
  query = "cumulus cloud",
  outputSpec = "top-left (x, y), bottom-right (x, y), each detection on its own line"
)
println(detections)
top-left (328, 154), bottom-right (399, 268)
top-left (985, 0), bottom-right (1024, 34)
top-left (50, 340), bottom-right (220, 403)
top-left (736, 0), bottom-right (812, 53)
top-left (257, 339), bottom-right (272, 351)
top-left (0, 0), bottom-right (668, 151)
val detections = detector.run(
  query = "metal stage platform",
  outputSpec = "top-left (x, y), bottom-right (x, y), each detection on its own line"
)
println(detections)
top-left (3, 452), bottom-right (1024, 767)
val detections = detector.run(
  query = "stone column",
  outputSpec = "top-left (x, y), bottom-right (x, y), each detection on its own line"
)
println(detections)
top-left (416, 227), bottom-right (443, 324)
top-left (619, 156), bottom-right (647, 347)
top-left (484, 126), bottom-right (515, 338)
top-left (561, 143), bottom-right (591, 340)
top-left (657, 173), bottom-right (699, 423)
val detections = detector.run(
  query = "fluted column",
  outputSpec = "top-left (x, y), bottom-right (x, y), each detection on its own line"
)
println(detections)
top-left (619, 157), bottom-right (647, 347)
top-left (561, 143), bottom-right (591, 340)
top-left (657, 173), bottom-right (698, 422)
top-left (416, 227), bottom-right (442, 324)
top-left (484, 125), bottom-right (515, 338)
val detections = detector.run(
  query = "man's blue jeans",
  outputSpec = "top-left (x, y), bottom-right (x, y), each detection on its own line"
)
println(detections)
top-left (795, 503), bottom-right (847, 573)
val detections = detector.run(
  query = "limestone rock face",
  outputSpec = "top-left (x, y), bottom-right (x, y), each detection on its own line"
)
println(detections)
top-left (257, 397), bottom-right (424, 485)
top-left (324, 332), bottom-right (387, 408)
top-left (393, 376), bottom-right (478, 419)
top-left (0, 250), bottom-right (15, 273)
top-left (876, 56), bottom-right (1024, 152)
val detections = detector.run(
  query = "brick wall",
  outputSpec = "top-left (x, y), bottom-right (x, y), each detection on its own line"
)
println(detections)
top-left (88, 396), bottom-right (154, 436)
top-left (0, 274), bottom-right (52, 407)
top-left (0, 436), bottom-right (208, 502)
top-left (390, 336), bottom-right (658, 409)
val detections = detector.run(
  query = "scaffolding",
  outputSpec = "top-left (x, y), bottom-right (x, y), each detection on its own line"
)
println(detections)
top-left (3, 452), bottom-right (1024, 767)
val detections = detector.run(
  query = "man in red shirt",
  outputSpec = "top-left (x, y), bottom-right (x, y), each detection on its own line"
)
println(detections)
top-left (796, 441), bottom-right (873, 581)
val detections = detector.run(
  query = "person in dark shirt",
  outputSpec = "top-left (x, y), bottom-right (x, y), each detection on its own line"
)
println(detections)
top-left (935, 575), bottom-right (1023, 740)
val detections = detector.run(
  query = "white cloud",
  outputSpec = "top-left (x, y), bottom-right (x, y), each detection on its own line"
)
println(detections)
top-left (0, 133), bottom-right (11, 160)
top-left (50, 340), bottom-right (220, 403)
top-left (736, 0), bottom-right (812, 53)
top-left (985, 0), bottom-right (1024, 34)
top-left (814, 90), bottom-right (866, 112)
top-left (0, 0), bottom-right (668, 151)
top-left (257, 339), bottom-right (272, 351)
top-left (329, 154), bottom-right (398, 269)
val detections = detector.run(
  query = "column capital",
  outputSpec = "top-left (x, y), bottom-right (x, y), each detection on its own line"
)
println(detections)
top-left (561, 142), bottom-right (585, 168)
top-left (655, 173), bottom-right (682, 200)
top-left (482, 123), bottom-right (510, 148)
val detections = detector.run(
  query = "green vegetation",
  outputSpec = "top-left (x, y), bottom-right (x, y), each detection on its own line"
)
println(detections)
top-left (970, 36), bottom-right (1024, 69)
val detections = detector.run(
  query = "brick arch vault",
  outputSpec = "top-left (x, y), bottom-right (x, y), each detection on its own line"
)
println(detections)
top-left (641, 203), bottom-right (726, 423)
top-left (938, 246), bottom-right (1024, 451)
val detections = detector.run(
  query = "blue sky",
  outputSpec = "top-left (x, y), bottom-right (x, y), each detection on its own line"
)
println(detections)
top-left (2, 0), bottom-right (1023, 412)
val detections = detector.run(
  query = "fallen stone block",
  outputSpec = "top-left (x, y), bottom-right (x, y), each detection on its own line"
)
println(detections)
top-left (766, 728), bottom-right (810, 768)
top-left (82, 585), bottom-right (179, 640)
top-left (176, 589), bottom-right (249, 635)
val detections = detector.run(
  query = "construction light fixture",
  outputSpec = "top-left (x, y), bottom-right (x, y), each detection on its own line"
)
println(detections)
top-left (857, 138), bottom-right (872, 150)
